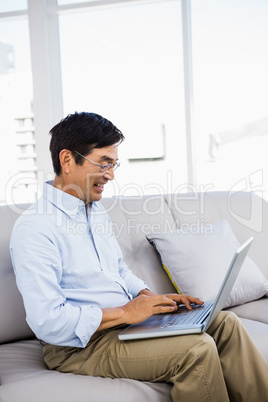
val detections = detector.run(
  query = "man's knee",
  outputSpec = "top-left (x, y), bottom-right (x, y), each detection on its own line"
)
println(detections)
top-left (207, 310), bottom-right (246, 349)
top-left (176, 332), bottom-right (219, 363)
top-left (218, 310), bottom-right (238, 321)
top-left (199, 332), bottom-right (219, 354)
top-left (213, 310), bottom-right (241, 331)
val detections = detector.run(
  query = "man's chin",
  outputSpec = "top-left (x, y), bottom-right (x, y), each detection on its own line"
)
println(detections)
top-left (88, 191), bottom-right (103, 203)
top-left (93, 194), bottom-right (103, 202)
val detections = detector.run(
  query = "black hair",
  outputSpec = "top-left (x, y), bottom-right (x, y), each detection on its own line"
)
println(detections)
top-left (49, 112), bottom-right (125, 175)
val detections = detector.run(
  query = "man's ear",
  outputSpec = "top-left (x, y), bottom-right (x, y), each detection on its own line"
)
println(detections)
top-left (59, 149), bottom-right (73, 174)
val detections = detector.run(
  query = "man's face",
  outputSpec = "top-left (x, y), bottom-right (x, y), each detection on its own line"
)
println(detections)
top-left (70, 145), bottom-right (119, 203)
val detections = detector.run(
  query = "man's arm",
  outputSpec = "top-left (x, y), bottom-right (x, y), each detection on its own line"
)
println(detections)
top-left (97, 290), bottom-right (203, 331)
top-left (10, 219), bottom-right (103, 348)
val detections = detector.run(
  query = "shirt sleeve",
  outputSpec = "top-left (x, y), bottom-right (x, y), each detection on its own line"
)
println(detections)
top-left (10, 218), bottom-right (102, 348)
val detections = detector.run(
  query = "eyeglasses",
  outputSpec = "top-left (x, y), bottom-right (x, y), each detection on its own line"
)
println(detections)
top-left (73, 150), bottom-right (120, 173)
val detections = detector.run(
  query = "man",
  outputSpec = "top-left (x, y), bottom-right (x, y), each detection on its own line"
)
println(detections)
top-left (10, 112), bottom-right (268, 402)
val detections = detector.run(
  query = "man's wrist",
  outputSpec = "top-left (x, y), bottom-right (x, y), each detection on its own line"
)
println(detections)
top-left (98, 306), bottom-right (126, 331)
top-left (138, 288), bottom-right (153, 296)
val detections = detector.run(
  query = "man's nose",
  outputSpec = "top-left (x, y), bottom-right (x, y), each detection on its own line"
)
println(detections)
top-left (103, 166), bottom-right (115, 180)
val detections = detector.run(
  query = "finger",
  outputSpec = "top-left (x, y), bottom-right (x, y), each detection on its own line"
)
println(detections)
top-left (179, 295), bottom-right (193, 310)
top-left (152, 295), bottom-right (177, 307)
top-left (166, 294), bottom-right (204, 306)
top-left (186, 296), bottom-right (204, 305)
top-left (153, 304), bottom-right (177, 314)
top-left (172, 295), bottom-right (204, 310)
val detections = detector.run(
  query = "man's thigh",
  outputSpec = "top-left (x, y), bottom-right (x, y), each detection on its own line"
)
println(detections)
top-left (43, 324), bottom-right (217, 382)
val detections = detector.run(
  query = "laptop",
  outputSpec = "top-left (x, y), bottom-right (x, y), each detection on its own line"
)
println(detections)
top-left (118, 237), bottom-right (253, 341)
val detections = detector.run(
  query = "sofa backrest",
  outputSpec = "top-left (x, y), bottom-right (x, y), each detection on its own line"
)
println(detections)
top-left (1, 191), bottom-right (267, 344)
top-left (0, 204), bottom-right (35, 344)
top-left (101, 195), bottom-right (176, 295)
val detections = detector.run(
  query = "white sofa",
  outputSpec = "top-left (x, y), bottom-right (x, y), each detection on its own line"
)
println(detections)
top-left (0, 191), bottom-right (268, 402)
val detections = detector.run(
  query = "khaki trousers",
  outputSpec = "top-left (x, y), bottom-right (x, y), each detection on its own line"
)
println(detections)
top-left (43, 311), bottom-right (268, 402)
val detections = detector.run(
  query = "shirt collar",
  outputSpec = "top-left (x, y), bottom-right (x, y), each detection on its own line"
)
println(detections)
top-left (42, 180), bottom-right (90, 218)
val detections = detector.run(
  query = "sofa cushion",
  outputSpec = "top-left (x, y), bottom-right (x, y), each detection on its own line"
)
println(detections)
top-left (238, 318), bottom-right (268, 363)
top-left (165, 191), bottom-right (268, 279)
top-left (146, 220), bottom-right (268, 307)
top-left (227, 298), bottom-right (268, 324)
top-left (0, 340), bottom-right (172, 402)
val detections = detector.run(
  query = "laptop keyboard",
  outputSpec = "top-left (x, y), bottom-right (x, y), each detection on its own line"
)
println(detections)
top-left (160, 302), bottom-right (213, 328)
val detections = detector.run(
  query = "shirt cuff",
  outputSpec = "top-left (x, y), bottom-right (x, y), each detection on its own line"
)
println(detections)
top-left (75, 305), bottom-right (103, 348)
top-left (129, 280), bottom-right (151, 298)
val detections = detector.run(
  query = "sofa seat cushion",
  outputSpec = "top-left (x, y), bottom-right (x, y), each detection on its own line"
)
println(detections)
top-left (238, 317), bottom-right (268, 362)
top-left (0, 340), bottom-right (172, 402)
top-left (227, 297), bottom-right (268, 324)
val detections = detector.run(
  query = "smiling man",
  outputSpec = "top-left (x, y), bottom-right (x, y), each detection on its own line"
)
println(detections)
top-left (49, 113), bottom-right (121, 203)
top-left (10, 112), bottom-right (268, 402)
top-left (52, 145), bottom-right (119, 202)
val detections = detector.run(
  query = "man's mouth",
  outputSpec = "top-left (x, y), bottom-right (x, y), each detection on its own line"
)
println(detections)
top-left (94, 184), bottom-right (104, 190)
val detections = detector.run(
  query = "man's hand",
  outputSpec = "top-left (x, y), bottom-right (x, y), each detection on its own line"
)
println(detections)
top-left (121, 293), bottom-right (179, 325)
top-left (138, 289), bottom-right (204, 314)
top-left (97, 289), bottom-right (204, 331)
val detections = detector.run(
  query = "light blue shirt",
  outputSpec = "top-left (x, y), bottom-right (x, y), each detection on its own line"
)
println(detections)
top-left (10, 181), bottom-right (148, 348)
